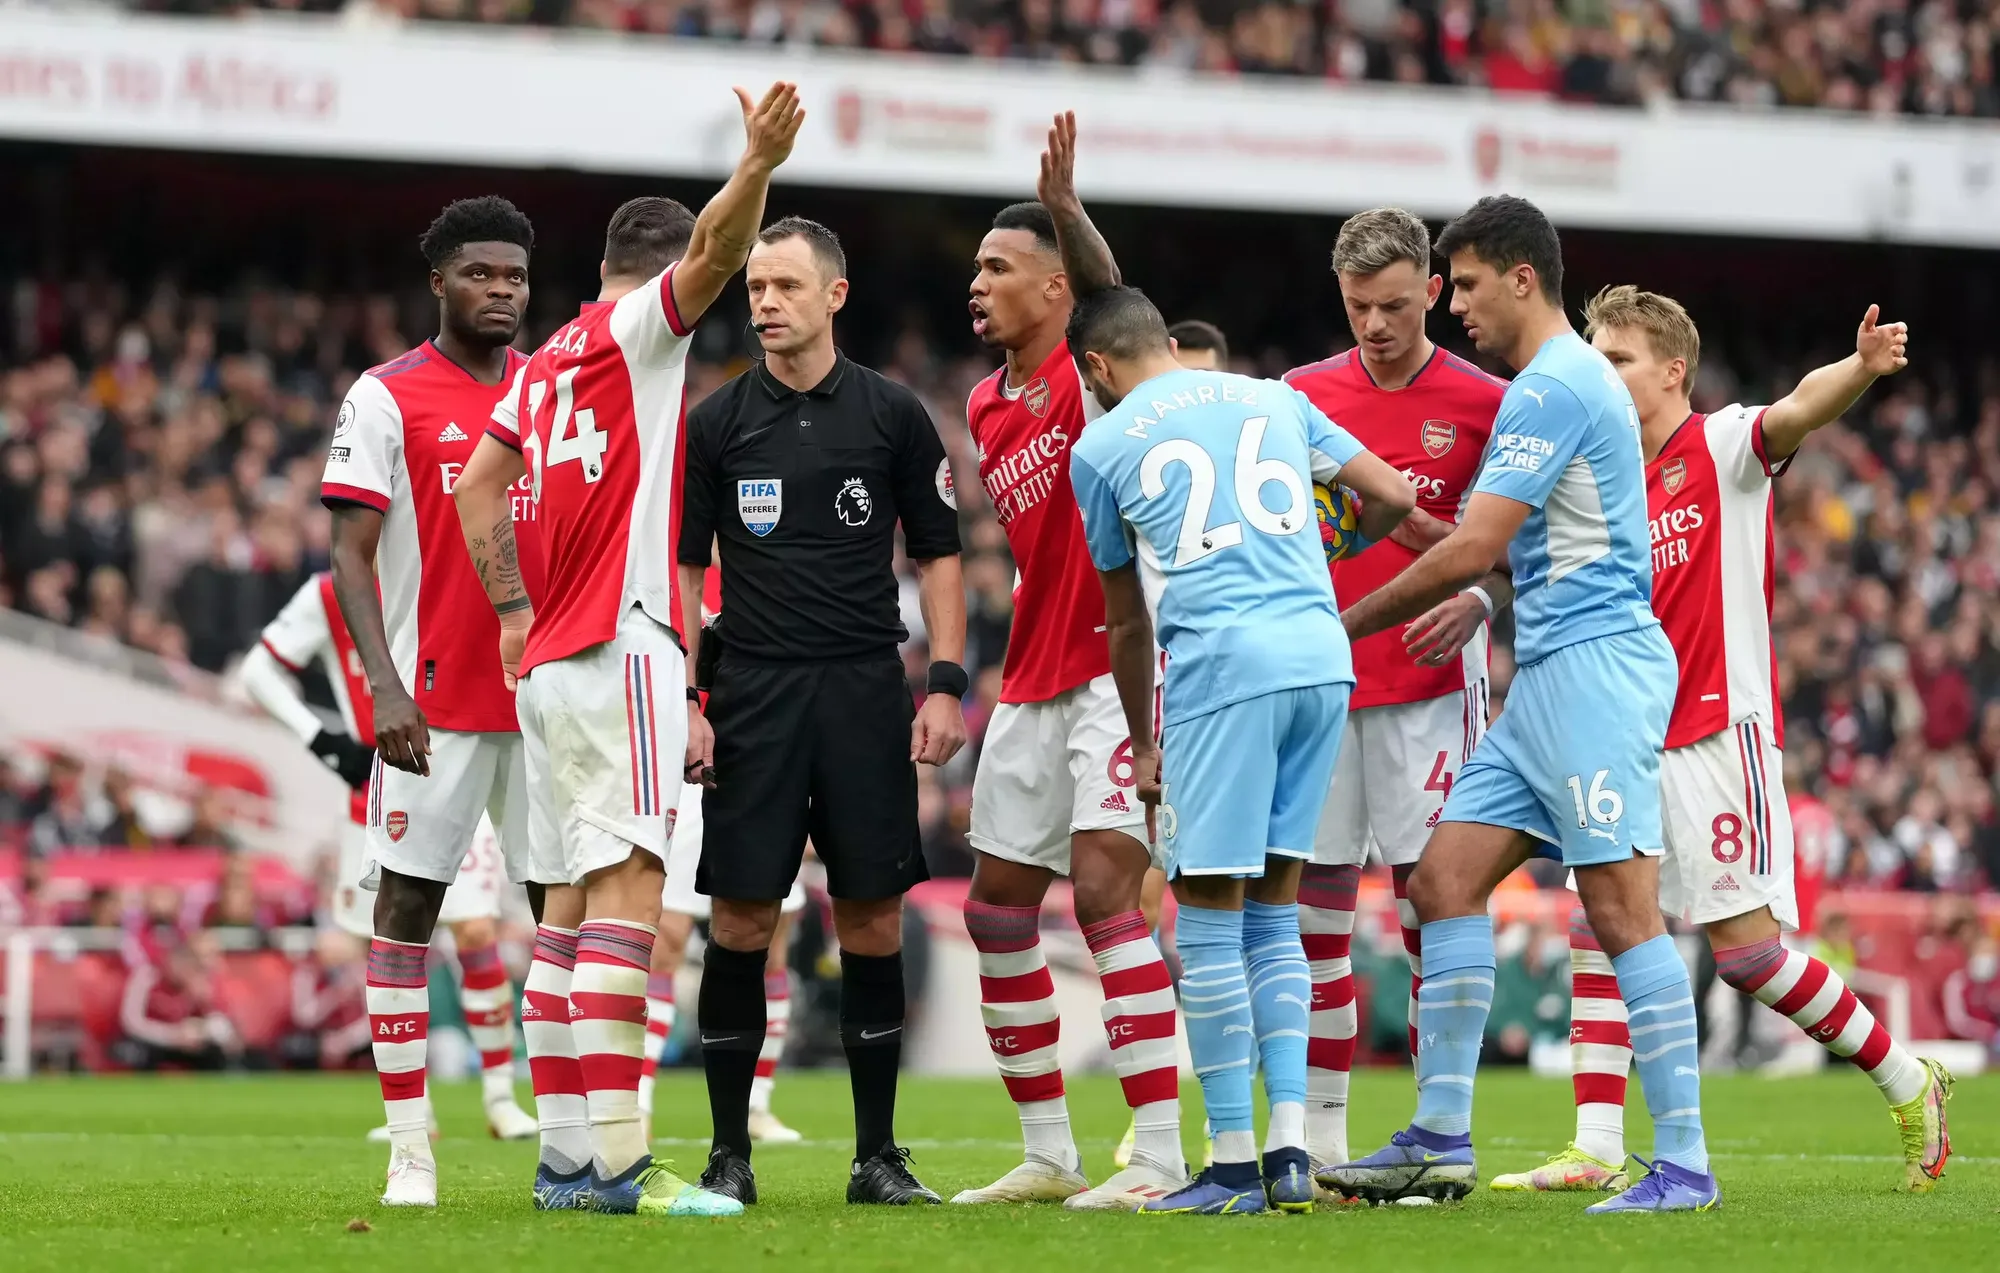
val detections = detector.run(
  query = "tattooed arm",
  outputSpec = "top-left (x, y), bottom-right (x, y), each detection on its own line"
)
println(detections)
top-left (1036, 111), bottom-right (1120, 298)
top-left (453, 434), bottom-right (532, 688)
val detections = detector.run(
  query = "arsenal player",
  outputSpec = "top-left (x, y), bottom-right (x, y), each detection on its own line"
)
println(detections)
top-left (1280, 207), bottom-right (1511, 1179)
top-left (239, 572), bottom-right (537, 1142)
top-left (319, 196), bottom-right (544, 1208)
top-left (952, 113), bottom-right (1186, 1212)
top-left (1490, 286), bottom-right (1953, 1195)
top-left (452, 82), bottom-right (802, 1218)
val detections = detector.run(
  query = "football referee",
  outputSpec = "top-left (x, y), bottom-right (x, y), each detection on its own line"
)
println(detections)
top-left (676, 216), bottom-right (967, 1207)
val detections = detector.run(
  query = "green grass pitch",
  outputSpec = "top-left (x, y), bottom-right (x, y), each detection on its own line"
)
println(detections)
top-left (0, 1069), bottom-right (1991, 1271)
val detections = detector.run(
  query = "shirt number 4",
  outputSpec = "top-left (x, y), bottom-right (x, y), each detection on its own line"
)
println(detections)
top-left (523, 367), bottom-right (609, 500)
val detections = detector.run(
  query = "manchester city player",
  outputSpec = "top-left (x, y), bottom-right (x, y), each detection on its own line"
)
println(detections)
top-left (1067, 287), bottom-right (1416, 1215)
top-left (1322, 196), bottom-right (1717, 1214)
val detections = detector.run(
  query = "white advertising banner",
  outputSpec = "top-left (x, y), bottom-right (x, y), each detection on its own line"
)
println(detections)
top-left (2, 11), bottom-right (1999, 244)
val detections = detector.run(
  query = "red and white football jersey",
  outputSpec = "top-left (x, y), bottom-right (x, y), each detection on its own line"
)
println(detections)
top-left (490, 267), bottom-right (693, 675)
top-left (966, 339), bottom-right (1110, 704)
top-left (1646, 405), bottom-right (1788, 750)
top-left (320, 342), bottom-right (538, 734)
top-left (260, 573), bottom-right (377, 825)
top-left (1283, 347), bottom-right (1504, 710)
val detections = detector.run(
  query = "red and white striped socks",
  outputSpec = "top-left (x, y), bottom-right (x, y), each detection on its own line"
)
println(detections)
top-left (636, 972), bottom-right (676, 1120)
top-left (1083, 909), bottom-right (1183, 1175)
top-left (1391, 865), bottom-right (1423, 1059)
top-left (1715, 935), bottom-right (1926, 1104)
top-left (1567, 906), bottom-right (1632, 1164)
top-left (367, 936), bottom-right (431, 1157)
top-left (456, 942), bottom-right (516, 1108)
top-left (965, 899), bottom-right (1077, 1168)
top-left (751, 970), bottom-right (790, 1114)
top-left (522, 925), bottom-right (590, 1174)
top-left (1298, 863), bottom-right (1360, 1165)
top-left (570, 919), bottom-right (657, 1177)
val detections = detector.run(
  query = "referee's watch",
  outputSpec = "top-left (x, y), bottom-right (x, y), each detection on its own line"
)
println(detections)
top-left (926, 660), bottom-right (970, 699)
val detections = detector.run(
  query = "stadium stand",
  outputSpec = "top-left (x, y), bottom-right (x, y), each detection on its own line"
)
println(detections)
top-left (105, 0), bottom-right (2000, 117)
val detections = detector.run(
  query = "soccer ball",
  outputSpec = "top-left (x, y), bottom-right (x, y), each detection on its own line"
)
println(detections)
top-left (1314, 482), bottom-right (1366, 563)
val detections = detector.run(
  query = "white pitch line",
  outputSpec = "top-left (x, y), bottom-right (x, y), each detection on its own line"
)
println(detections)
top-left (0, 1131), bottom-right (1992, 1166)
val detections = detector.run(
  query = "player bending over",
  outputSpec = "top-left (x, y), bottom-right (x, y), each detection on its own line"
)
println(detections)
top-left (1323, 196), bottom-right (1717, 1214)
top-left (240, 573), bottom-right (537, 1142)
top-left (1483, 287), bottom-right (1952, 1194)
top-left (320, 196), bottom-right (544, 1208)
top-left (953, 115), bottom-right (1189, 1211)
top-left (1069, 286), bottom-right (1414, 1216)
top-left (1282, 208), bottom-right (1509, 1180)
top-left (452, 81), bottom-right (803, 1217)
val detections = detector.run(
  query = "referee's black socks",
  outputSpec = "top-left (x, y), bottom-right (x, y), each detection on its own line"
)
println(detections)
top-left (699, 941), bottom-right (768, 1158)
top-left (839, 949), bottom-right (906, 1162)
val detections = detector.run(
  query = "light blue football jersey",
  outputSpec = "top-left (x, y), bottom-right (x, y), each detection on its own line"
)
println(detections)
top-left (1472, 331), bottom-right (1660, 665)
top-left (1070, 368), bottom-right (1365, 723)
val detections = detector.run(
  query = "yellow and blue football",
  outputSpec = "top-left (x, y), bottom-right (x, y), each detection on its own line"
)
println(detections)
top-left (1314, 482), bottom-right (1366, 563)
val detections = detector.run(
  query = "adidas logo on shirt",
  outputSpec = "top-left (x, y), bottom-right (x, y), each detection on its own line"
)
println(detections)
top-left (1100, 791), bottom-right (1130, 812)
top-left (438, 422), bottom-right (469, 443)
top-left (1712, 872), bottom-right (1740, 891)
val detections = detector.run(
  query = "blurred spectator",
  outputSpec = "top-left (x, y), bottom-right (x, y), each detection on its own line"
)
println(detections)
top-left (284, 928), bottom-right (373, 1070)
top-left (113, 933), bottom-right (244, 1071)
top-left (177, 789), bottom-right (243, 852)
top-left (97, 0), bottom-right (2000, 118)
top-left (26, 753), bottom-right (105, 858)
top-left (1941, 930), bottom-right (2000, 1054)
top-left (201, 856), bottom-right (275, 937)
top-left (94, 768), bottom-right (158, 850)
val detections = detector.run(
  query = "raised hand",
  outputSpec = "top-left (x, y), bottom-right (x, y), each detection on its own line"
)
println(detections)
top-left (1857, 304), bottom-right (1909, 377)
top-left (1037, 110), bottom-right (1082, 213)
top-left (734, 81), bottom-right (805, 172)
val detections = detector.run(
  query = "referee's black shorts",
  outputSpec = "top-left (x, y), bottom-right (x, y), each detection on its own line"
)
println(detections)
top-left (696, 654), bottom-right (929, 903)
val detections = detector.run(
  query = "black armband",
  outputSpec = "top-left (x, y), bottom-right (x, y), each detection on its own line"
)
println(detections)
top-left (926, 660), bottom-right (969, 699)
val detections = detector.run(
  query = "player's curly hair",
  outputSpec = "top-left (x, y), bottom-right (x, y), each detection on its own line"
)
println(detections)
top-left (1434, 195), bottom-right (1563, 303)
top-left (418, 196), bottom-right (535, 269)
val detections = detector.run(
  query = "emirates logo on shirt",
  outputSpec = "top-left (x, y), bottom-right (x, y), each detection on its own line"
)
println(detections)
top-left (1024, 377), bottom-right (1051, 418)
top-left (1662, 457), bottom-right (1688, 496)
top-left (1421, 419), bottom-right (1456, 458)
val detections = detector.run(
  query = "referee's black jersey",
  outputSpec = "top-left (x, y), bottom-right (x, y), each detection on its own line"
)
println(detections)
top-left (678, 352), bottom-right (962, 662)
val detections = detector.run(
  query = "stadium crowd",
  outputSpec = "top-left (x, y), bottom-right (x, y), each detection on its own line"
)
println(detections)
top-left (110, 0), bottom-right (2000, 117)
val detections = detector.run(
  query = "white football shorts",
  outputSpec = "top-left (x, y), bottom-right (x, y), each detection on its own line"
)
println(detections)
top-left (968, 672), bottom-right (1160, 874)
top-left (364, 728), bottom-right (532, 888)
top-left (516, 606), bottom-right (688, 886)
top-left (338, 816), bottom-right (506, 934)
top-left (1659, 720), bottom-right (1796, 930)
top-left (1312, 683), bottom-right (1488, 869)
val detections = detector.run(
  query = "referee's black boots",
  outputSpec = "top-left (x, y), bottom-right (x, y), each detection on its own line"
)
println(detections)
top-left (847, 1144), bottom-right (942, 1205)
top-left (699, 1145), bottom-right (758, 1205)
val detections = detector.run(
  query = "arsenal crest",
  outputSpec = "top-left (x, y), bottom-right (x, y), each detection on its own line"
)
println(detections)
top-left (385, 811), bottom-right (409, 843)
top-left (1420, 419), bottom-right (1456, 459)
top-left (1662, 457), bottom-right (1687, 496)
top-left (1024, 377), bottom-right (1050, 418)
